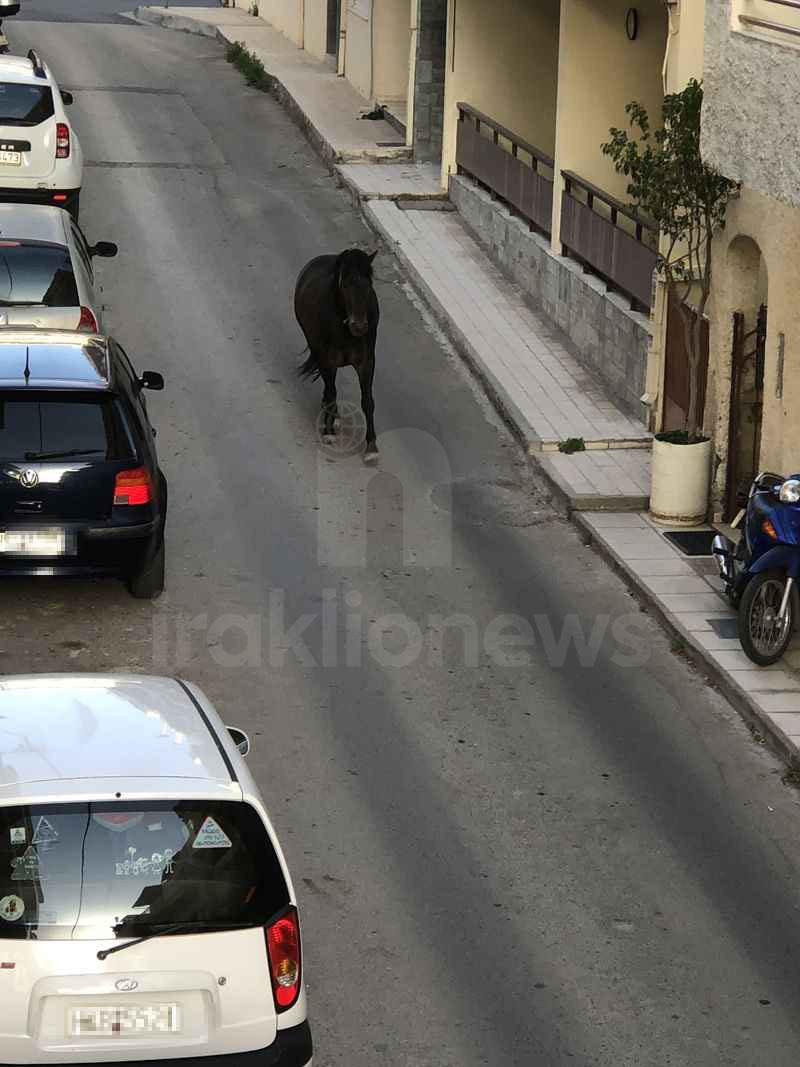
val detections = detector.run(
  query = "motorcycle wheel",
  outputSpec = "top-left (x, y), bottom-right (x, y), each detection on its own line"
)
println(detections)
top-left (738, 570), bottom-right (795, 667)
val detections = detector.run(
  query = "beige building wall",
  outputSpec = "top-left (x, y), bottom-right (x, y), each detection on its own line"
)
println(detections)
top-left (343, 0), bottom-right (411, 102)
top-left (250, 0), bottom-right (304, 45)
top-left (440, 0), bottom-right (560, 186)
top-left (663, 0), bottom-right (704, 93)
top-left (303, 0), bottom-right (329, 59)
top-left (705, 188), bottom-right (800, 516)
top-left (551, 0), bottom-right (667, 245)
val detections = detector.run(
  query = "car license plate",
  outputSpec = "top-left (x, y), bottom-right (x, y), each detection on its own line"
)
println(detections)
top-left (0, 529), bottom-right (66, 555)
top-left (0, 150), bottom-right (21, 166)
top-left (69, 1004), bottom-right (181, 1037)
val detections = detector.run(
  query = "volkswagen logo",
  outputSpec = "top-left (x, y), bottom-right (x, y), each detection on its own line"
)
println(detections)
top-left (19, 469), bottom-right (39, 489)
top-left (115, 978), bottom-right (138, 992)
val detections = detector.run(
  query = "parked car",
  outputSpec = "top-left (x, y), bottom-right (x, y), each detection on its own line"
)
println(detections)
top-left (0, 329), bottom-right (167, 597)
top-left (0, 203), bottom-right (116, 331)
top-left (0, 673), bottom-right (313, 1066)
top-left (0, 48), bottom-right (82, 218)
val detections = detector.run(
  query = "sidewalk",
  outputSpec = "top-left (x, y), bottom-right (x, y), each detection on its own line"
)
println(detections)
top-left (133, 6), bottom-right (409, 162)
top-left (577, 511), bottom-right (800, 764)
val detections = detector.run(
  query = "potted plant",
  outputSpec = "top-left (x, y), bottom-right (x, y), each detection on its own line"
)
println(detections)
top-left (603, 80), bottom-right (736, 525)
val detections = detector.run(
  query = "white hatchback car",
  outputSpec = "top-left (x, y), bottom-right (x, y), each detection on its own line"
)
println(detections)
top-left (0, 674), bottom-right (313, 1066)
top-left (0, 49), bottom-right (83, 219)
top-left (0, 202), bottom-right (117, 331)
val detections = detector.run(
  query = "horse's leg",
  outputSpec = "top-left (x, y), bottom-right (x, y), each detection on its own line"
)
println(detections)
top-left (320, 367), bottom-right (338, 439)
top-left (357, 354), bottom-right (377, 461)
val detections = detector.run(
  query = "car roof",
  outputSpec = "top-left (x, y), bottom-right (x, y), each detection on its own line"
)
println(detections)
top-left (0, 54), bottom-right (49, 85)
top-left (0, 330), bottom-right (111, 389)
top-left (0, 675), bottom-right (241, 802)
top-left (0, 202), bottom-right (69, 245)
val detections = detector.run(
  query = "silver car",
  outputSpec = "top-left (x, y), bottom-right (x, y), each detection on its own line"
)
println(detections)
top-left (0, 202), bottom-right (116, 331)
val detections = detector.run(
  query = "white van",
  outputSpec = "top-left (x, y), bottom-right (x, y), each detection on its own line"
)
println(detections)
top-left (0, 674), bottom-right (313, 1065)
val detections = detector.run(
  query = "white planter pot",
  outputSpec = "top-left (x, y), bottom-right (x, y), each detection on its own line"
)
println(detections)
top-left (650, 436), bottom-right (713, 527)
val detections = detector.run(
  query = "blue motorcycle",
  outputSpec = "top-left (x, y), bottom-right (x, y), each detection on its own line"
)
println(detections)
top-left (713, 472), bottom-right (800, 666)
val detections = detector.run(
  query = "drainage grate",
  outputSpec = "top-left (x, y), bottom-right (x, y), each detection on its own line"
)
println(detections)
top-left (663, 530), bottom-right (717, 557)
top-left (708, 617), bottom-right (739, 639)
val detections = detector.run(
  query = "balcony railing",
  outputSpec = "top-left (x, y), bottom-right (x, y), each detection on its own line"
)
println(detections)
top-left (560, 171), bottom-right (658, 312)
top-left (738, 0), bottom-right (800, 38)
top-left (455, 102), bottom-right (554, 238)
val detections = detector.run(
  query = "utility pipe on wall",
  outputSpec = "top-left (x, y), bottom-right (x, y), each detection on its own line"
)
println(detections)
top-left (662, 0), bottom-right (680, 94)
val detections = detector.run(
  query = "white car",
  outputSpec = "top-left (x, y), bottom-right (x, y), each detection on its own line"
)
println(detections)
top-left (0, 674), bottom-right (313, 1066)
top-left (0, 49), bottom-right (83, 218)
top-left (0, 202), bottom-right (117, 331)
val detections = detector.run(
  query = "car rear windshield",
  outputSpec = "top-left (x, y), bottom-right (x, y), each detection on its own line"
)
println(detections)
top-left (0, 801), bottom-right (290, 940)
top-left (0, 83), bottom-right (54, 126)
top-left (0, 392), bottom-right (135, 461)
top-left (0, 244), bottom-right (79, 306)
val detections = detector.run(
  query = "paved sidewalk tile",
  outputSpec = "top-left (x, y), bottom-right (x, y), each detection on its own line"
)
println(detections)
top-left (338, 163), bottom-right (444, 200)
top-left (729, 670), bottom-right (800, 693)
top-left (754, 692), bottom-right (800, 713)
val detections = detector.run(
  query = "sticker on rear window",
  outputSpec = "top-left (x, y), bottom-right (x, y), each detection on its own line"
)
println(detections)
top-left (11, 846), bottom-right (40, 881)
top-left (192, 816), bottom-right (232, 849)
top-left (115, 846), bottom-right (175, 878)
top-left (9, 827), bottom-right (25, 845)
top-left (0, 895), bottom-right (24, 922)
top-left (32, 816), bottom-right (58, 849)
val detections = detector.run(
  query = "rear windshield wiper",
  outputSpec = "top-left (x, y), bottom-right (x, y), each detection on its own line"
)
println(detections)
top-left (24, 448), bottom-right (104, 461)
top-left (97, 921), bottom-right (252, 960)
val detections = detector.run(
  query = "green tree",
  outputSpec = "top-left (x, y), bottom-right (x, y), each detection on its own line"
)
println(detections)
top-left (602, 80), bottom-right (736, 442)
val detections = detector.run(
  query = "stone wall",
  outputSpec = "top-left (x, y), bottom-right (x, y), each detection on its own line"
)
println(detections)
top-left (703, 1), bottom-right (800, 208)
top-left (412, 0), bottom-right (447, 163)
top-left (449, 175), bottom-right (652, 422)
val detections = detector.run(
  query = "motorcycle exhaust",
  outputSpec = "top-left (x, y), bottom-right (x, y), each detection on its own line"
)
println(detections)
top-left (712, 534), bottom-right (735, 582)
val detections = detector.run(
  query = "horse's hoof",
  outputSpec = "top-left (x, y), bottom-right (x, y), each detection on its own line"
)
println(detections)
top-left (363, 449), bottom-right (379, 464)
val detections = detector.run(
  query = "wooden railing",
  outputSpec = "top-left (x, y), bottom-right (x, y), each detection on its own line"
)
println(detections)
top-left (455, 103), bottom-right (554, 238)
top-left (559, 170), bottom-right (659, 311)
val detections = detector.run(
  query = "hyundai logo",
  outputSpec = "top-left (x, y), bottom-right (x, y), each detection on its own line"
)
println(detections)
top-left (19, 469), bottom-right (39, 489)
top-left (115, 978), bottom-right (139, 992)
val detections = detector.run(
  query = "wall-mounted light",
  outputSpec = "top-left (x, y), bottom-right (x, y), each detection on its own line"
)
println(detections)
top-left (626, 7), bottom-right (639, 40)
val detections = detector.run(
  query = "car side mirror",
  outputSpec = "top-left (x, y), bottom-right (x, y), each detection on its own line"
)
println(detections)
top-left (139, 370), bottom-right (164, 391)
top-left (226, 727), bottom-right (250, 757)
top-left (61, 90), bottom-right (74, 106)
top-left (89, 241), bottom-right (117, 258)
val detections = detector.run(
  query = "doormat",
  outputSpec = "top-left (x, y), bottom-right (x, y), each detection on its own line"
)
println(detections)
top-left (663, 530), bottom-right (717, 557)
top-left (707, 617), bottom-right (739, 640)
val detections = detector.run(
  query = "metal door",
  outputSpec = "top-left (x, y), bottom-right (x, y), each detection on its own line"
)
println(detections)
top-left (725, 304), bottom-right (767, 519)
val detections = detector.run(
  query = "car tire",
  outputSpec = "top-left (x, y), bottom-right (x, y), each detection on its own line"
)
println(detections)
top-left (128, 537), bottom-right (165, 599)
top-left (738, 569), bottom-right (795, 667)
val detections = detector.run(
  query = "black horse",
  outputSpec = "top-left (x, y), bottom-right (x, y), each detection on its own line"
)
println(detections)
top-left (294, 248), bottom-right (379, 460)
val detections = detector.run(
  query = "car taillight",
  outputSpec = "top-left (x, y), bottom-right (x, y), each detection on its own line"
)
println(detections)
top-left (56, 122), bottom-right (70, 159)
top-left (114, 467), bottom-right (152, 506)
top-left (266, 907), bottom-right (301, 1012)
top-left (78, 306), bottom-right (97, 332)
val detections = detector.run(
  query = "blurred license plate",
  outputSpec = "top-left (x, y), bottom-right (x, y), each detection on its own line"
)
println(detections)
top-left (69, 1004), bottom-right (181, 1037)
top-left (0, 529), bottom-right (66, 555)
top-left (0, 151), bottom-right (20, 165)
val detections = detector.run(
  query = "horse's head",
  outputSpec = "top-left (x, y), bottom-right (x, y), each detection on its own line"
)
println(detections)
top-left (337, 249), bottom-right (377, 338)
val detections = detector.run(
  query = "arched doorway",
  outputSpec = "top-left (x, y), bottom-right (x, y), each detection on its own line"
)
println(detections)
top-left (725, 235), bottom-right (769, 518)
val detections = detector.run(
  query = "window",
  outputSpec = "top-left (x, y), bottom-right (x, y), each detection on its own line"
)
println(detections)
top-left (735, 0), bottom-right (800, 41)
top-left (0, 83), bottom-right (54, 125)
top-left (0, 243), bottom-right (78, 307)
top-left (0, 801), bottom-right (289, 940)
top-left (0, 392), bottom-right (135, 461)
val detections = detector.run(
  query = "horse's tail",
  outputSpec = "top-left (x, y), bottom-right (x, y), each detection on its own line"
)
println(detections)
top-left (297, 349), bottom-right (322, 381)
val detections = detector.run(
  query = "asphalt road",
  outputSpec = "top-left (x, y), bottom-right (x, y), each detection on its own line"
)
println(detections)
top-left (4, 11), bottom-right (800, 1067)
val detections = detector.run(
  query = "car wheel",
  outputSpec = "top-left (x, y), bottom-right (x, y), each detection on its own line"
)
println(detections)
top-left (128, 537), bottom-right (165, 599)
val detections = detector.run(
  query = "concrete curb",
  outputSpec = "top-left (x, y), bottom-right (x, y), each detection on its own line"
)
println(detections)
top-left (134, 6), bottom-right (410, 165)
top-left (572, 511), bottom-right (800, 771)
